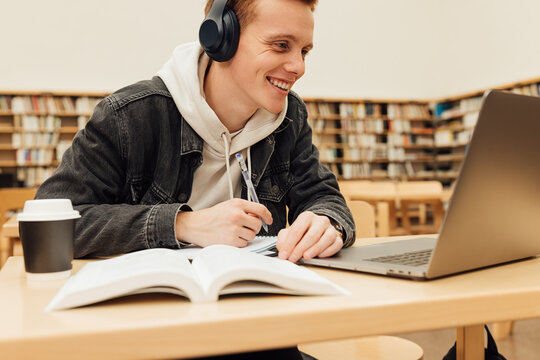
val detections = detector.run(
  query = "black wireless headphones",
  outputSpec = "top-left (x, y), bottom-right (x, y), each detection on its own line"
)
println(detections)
top-left (199, 0), bottom-right (240, 62)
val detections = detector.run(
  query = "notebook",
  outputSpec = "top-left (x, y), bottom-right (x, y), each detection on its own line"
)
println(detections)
top-left (177, 235), bottom-right (277, 259)
top-left (301, 90), bottom-right (540, 279)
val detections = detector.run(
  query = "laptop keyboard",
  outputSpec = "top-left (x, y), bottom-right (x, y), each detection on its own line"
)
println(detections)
top-left (366, 249), bottom-right (433, 267)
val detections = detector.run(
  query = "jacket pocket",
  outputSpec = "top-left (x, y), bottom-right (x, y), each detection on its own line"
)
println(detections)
top-left (257, 161), bottom-right (294, 202)
top-left (139, 183), bottom-right (168, 205)
top-left (129, 178), bottom-right (152, 204)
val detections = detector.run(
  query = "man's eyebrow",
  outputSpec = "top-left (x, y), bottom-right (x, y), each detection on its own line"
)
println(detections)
top-left (266, 34), bottom-right (313, 49)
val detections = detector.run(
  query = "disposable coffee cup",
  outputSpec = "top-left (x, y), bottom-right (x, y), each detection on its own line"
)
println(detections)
top-left (17, 199), bottom-right (80, 280)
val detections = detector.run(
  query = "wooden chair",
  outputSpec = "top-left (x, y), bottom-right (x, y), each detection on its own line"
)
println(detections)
top-left (338, 181), bottom-right (397, 237)
top-left (338, 180), bottom-right (372, 202)
top-left (396, 181), bottom-right (444, 235)
top-left (299, 200), bottom-right (424, 360)
top-left (346, 200), bottom-right (376, 240)
top-left (0, 188), bottom-right (37, 266)
top-left (491, 320), bottom-right (515, 340)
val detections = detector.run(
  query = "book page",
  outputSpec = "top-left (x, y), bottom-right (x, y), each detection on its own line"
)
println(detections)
top-left (46, 248), bottom-right (206, 311)
top-left (191, 245), bottom-right (348, 301)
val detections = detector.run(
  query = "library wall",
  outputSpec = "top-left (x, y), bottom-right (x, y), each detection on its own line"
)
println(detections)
top-left (1, 1), bottom-right (540, 99)
top-left (437, 0), bottom-right (540, 98)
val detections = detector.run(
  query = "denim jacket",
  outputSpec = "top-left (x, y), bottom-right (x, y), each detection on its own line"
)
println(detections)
top-left (36, 77), bottom-right (355, 258)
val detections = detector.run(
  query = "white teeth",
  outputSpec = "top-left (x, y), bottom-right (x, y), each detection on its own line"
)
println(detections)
top-left (269, 78), bottom-right (290, 90)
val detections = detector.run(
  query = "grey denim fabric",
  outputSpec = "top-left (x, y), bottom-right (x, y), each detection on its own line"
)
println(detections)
top-left (36, 77), bottom-right (355, 258)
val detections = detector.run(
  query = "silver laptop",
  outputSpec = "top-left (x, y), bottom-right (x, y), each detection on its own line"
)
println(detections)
top-left (302, 90), bottom-right (540, 279)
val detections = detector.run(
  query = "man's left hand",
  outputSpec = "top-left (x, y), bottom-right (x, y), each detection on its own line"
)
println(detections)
top-left (276, 211), bottom-right (343, 263)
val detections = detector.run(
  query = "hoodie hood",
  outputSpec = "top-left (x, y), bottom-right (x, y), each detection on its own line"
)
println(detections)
top-left (157, 41), bottom-right (286, 156)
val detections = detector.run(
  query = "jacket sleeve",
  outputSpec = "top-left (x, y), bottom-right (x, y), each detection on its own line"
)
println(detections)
top-left (35, 98), bottom-right (184, 258)
top-left (286, 99), bottom-right (356, 247)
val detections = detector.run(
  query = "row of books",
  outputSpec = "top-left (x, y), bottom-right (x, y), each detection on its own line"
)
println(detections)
top-left (306, 102), bottom-right (338, 117)
top-left (310, 118), bottom-right (427, 135)
top-left (12, 132), bottom-right (60, 148)
top-left (335, 133), bottom-right (434, 148)
top-left (0, 95), bottom-right (11, 111)
top-left (511, 83), bottom-right (540, 97)
top-left (364, 119), bottom-right (385, 133)
top-left (338, 102), bottom-right (431, 119)
top-left (344, 147), bottom-right (407, 162)
top-left (436, 96), bottom-right (483, 119)
top-left (339, 163), bottom-right (370, 179)
top-left (387, 133), bottom-right (413, 147)
top-left (56, 140), bottom-right (72, 161)
top-left (308, 118), bottom-right (338, 131)
top-left (77, 115), bottom-right (90, 130)
top-left (386, 103), bottom-right (431, 120)
top-left (13, 115), bottom-right (61, 131)
top-left (319, 146), bottom-right (408, 162)
top-left (332, 162), bottom-right (436, 180)
top-left (16, 166), bottom-right (56, 187)
top-left (1, 95), bottom-right (101, 115)
top-left (312, 134), bottom-right (338, 146)
top-left (434, 129), bottom-right (473, 147)
top-left (319, 148), bottom-right (339, 162)
top-left (338, 133), bottom-right (378, 147)
top-left (16, 149), bottom-right (54, 165)
top-left (74, 97), bottom-right (102, 114)
top-left (436, 82), bottom-right (540, 119)
top-left (461, 112), bottom-right (479, 128)
top-left (339, 119), bottom-right (365, 132)
top-left (387, 119), bottom-right (414, 133)
top-left (309, 102), bottom-right (431, 120)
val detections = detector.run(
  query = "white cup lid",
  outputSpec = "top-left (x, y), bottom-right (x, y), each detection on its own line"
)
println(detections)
top-left (17, 199), bottom-right (81, 222)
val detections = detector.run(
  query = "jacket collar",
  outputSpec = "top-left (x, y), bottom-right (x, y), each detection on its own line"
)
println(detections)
top-left (180, 119), bottom-right (204, 155)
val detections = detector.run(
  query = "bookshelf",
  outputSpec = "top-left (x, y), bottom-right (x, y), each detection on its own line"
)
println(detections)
top-left (1, 76), bottom-right (540, 188)
top-left (304, 98), bottom-right (436, 181)
top-left (0, 91), bottom-right (106, 187)
top-left (432, 78), bottom-right (540, 187)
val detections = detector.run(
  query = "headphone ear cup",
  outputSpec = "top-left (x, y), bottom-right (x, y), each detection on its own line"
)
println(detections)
top-left (206, 6), bottom-right (240, 62)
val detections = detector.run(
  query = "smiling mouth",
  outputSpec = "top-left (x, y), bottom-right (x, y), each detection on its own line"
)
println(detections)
top-left (267, 77), bottom-right (291, 91)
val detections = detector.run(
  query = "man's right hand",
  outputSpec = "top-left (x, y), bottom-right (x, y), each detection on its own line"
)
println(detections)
top-left (175, 199), bottom-right (273, 248)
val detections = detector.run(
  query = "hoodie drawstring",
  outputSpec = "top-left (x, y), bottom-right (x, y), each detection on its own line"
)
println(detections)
top-left (221, 133), bottom-right (235, 200)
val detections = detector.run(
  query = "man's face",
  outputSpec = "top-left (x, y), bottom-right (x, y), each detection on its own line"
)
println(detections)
top-left (227, 0), bottom-right (314, 114)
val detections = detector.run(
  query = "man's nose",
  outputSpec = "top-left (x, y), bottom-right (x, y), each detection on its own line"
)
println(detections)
top-left (283, 51), bottom-right (305, 78)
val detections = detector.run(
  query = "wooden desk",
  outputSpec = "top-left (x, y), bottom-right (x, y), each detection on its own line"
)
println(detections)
top-left (1, 215), bottom-right (19, 266)
top-left (2, 214), bottom-right (18, 239)
top-left (1, 238), bottom-right (540, 360)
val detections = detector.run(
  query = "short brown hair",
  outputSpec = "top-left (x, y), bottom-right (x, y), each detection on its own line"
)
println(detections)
top-left (204, 0), bottom-right (318, 29)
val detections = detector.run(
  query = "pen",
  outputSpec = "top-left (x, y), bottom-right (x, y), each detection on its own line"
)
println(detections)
top-left (235, 153), bottom-right (268, 232)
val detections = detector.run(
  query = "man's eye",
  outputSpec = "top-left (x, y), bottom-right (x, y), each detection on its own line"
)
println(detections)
top-left (275, 42), bottom-right (288, 50)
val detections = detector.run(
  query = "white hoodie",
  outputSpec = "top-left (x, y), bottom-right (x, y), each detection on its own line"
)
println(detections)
top-left (157, 42), bottom-right (287, 210)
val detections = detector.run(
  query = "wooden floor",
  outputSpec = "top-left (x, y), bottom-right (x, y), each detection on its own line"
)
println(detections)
top-left (398, 319), bottom-right (540, 360)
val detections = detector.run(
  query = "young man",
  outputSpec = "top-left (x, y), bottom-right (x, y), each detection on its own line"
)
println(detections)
top-left (37, 0), bottom-right (354, 358)
top-left (37, 0), bottom-right (354, 262)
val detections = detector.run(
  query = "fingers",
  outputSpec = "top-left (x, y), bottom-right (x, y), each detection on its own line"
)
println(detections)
top-left (308, 229), bottom-right (343, 258)
top-left (242, 200), bottom-right (273, 226)
top-left (277, 213), bottom-right (311, 260)
top-left (277, 212), bottom-right (344, 263)
top-left (237, 223), bottom-right (258, 243)
top-left (231, 206), bottom-right (263, 234)
top-left (280, 213), bottom-right (327, 262)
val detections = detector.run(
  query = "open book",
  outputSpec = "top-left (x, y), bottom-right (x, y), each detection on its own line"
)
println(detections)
top-left (46, 245), bottom-right (348, 311)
